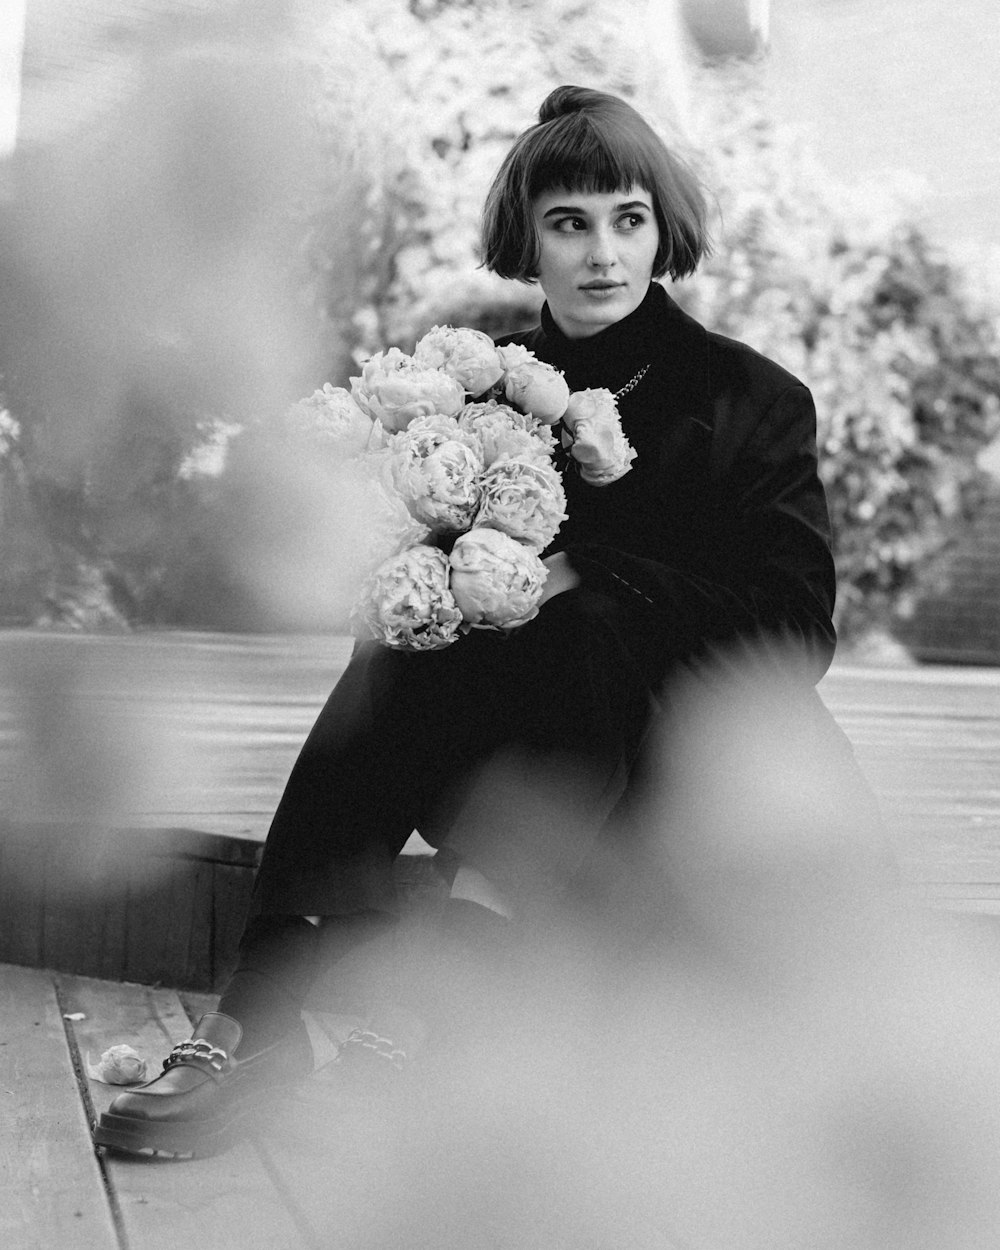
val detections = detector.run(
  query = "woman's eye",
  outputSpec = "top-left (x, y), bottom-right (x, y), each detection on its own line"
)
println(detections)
top-left (617, 214), bottom-right (646, 230)
top-left (553, 217), bottom-right (587, 233)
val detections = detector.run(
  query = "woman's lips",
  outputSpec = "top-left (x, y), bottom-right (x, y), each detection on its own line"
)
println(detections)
top-left (580, 282), bottom-right (625, 297)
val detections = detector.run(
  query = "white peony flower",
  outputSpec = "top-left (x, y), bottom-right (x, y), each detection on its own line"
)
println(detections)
top-left (283, 383), bottom-right (377, 457)
top-left (449, 527), bottom-right (548, 630)
top-left (457, 400), bottom-right (556, 468)
top-left (476, 457), bottom-right (567, 551)
top-left (353, 452), bottom-right (432, 572)
top-left (353, 544), bottom-right (463, 651)
top-left (413, 324), bottom-right (505, 397)
top-left (350, 347), bottom-right (466, 432)
top-left (389, 416), bottom-right (484, 534)
top-left (497, 343), bottom-right (570, 424)
top-left (562, 388), bottom-right (637, 485)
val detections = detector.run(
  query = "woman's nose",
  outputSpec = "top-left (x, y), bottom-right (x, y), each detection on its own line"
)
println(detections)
top-left (587, 228), bottom-right (616, 267)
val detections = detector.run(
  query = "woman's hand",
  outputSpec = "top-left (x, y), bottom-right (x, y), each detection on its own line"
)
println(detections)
top-left (538, 551), bottom-right (582, 606)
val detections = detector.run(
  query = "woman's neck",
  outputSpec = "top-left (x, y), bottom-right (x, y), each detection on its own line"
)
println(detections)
top-left (539, 281), bottom-right (664, 390)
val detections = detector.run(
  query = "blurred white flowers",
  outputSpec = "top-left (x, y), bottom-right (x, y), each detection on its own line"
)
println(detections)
top-left (283, 384), bottom-right (378, 458)
top-left (0, 408), bottom-right (20, 458)
top-left (352, 456), bottom-right (432, 572)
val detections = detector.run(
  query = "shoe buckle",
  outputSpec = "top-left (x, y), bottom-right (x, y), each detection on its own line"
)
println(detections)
top-left (162, 1037), bottom-right (229, 1073)
top-left (342, 1028), bottom-right (407, 1072)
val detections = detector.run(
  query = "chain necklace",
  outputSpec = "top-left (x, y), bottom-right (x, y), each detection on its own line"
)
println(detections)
top-left (614, 363), bottom-right (652, 399)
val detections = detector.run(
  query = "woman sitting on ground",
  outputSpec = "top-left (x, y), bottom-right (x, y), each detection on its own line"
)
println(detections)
top-left (95, 83), bottom-right (867, 1160)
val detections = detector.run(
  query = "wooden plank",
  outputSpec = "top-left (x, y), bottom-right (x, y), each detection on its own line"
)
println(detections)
top-left (39, 829), bottom-right (126, 982)
top-left (3, 632), bottom-right (1000, 915)
top-left (58, 974), bottom-right (307, 1250)
top-left (0, 825), bottom-right (45, 968)
top-left (0, 823), bottom-right (258, 990)
top-left (817, 671), bottom-right (1000, 896)
top-left (0, 963), bottom-right (118, 1250)
top-left (208, 861), bottom-right (255, 990)
top-left (122, 856), bottom-right (203, 989)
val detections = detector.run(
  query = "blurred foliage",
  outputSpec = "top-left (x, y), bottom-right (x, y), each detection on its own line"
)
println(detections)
top-left (2, 2), bottom-right (998, 642)
top-left (297, 0), bottom-right (660, 355)
top-left (0, 14), bottom-right (349, 628)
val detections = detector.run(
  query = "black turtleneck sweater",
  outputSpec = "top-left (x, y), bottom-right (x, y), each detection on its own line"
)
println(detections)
top-left (498, 281), bottom-right (837, 683)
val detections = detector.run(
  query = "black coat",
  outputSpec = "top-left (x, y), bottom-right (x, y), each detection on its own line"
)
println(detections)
top-left (248, 284), bottom-right (878, 918)
top-left (500, 280), bottom-right (837, 686)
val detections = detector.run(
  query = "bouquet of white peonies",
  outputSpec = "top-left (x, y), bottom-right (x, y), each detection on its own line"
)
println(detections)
top-left (281, 324), bottom-right (636, 651)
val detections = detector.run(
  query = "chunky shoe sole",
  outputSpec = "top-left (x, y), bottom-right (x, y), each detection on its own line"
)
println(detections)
top-left (92, 1018), bottom-right (313, 1160)
top-left (93, 1104), bottom-right (257, 1159)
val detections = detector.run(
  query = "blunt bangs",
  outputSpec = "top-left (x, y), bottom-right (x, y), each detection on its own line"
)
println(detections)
top-left (522, 114), bottom-right (660, 202)
top-left (482, 101), bottom-right (710, 284)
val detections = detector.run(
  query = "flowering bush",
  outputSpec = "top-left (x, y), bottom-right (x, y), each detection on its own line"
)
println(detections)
top-left (675, 63), bottom-right (1000, 640)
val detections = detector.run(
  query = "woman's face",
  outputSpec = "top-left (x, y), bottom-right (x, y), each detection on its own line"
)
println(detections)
top-left (531, 184), bottom-right (660, 339)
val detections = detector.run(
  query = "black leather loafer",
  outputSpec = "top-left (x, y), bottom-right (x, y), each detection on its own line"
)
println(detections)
top-left (93, 1012), bottom-right (312, 1159)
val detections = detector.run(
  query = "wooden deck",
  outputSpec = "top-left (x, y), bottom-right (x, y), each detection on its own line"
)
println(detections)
top-left (0, 961), bottom-right (354, 1250)
top-left (6, 962), bottom-right (712, 1249)
top-left (1, 629), bottom-right (998, 893)
top-left (1, 631), bottom-right (1000, 989)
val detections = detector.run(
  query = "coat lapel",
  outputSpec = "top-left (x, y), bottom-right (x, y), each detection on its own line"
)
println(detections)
top-left (654, 288), bottom-right (714, 436)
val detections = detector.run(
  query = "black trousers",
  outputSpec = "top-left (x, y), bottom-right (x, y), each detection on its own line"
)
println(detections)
top-left (248, 587), bottom-right (655, 919)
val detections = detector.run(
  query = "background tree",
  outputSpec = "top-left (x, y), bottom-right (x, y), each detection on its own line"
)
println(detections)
top-left (676, 64), bottom-right (1000, 640)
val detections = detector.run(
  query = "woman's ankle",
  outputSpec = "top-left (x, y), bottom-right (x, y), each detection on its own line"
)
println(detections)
top-left (215, 969), bottom-right (305, 1053)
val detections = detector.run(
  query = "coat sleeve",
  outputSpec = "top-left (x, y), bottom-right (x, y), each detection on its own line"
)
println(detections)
top-left (563, 383), bottom-right (838, 679)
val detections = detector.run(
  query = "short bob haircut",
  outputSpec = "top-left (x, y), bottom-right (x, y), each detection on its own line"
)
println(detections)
top-left (482, 85), bottom-right (710, 283)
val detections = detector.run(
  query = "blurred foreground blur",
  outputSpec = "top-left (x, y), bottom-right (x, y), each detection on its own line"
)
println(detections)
top-left (0, 3), bottom-right (380, 631)
top-left (252, 648), bottom-right (1000, 1250)
top-left (3, 631), bottom-right (1000, 1241)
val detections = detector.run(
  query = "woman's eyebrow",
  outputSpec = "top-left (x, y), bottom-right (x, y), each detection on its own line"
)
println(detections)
top-left (541, 199), bottom-right (651, 218)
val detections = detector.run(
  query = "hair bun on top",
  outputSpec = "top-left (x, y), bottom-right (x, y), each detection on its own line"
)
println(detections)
top-left (537, 85), bottom-right (607, 123)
